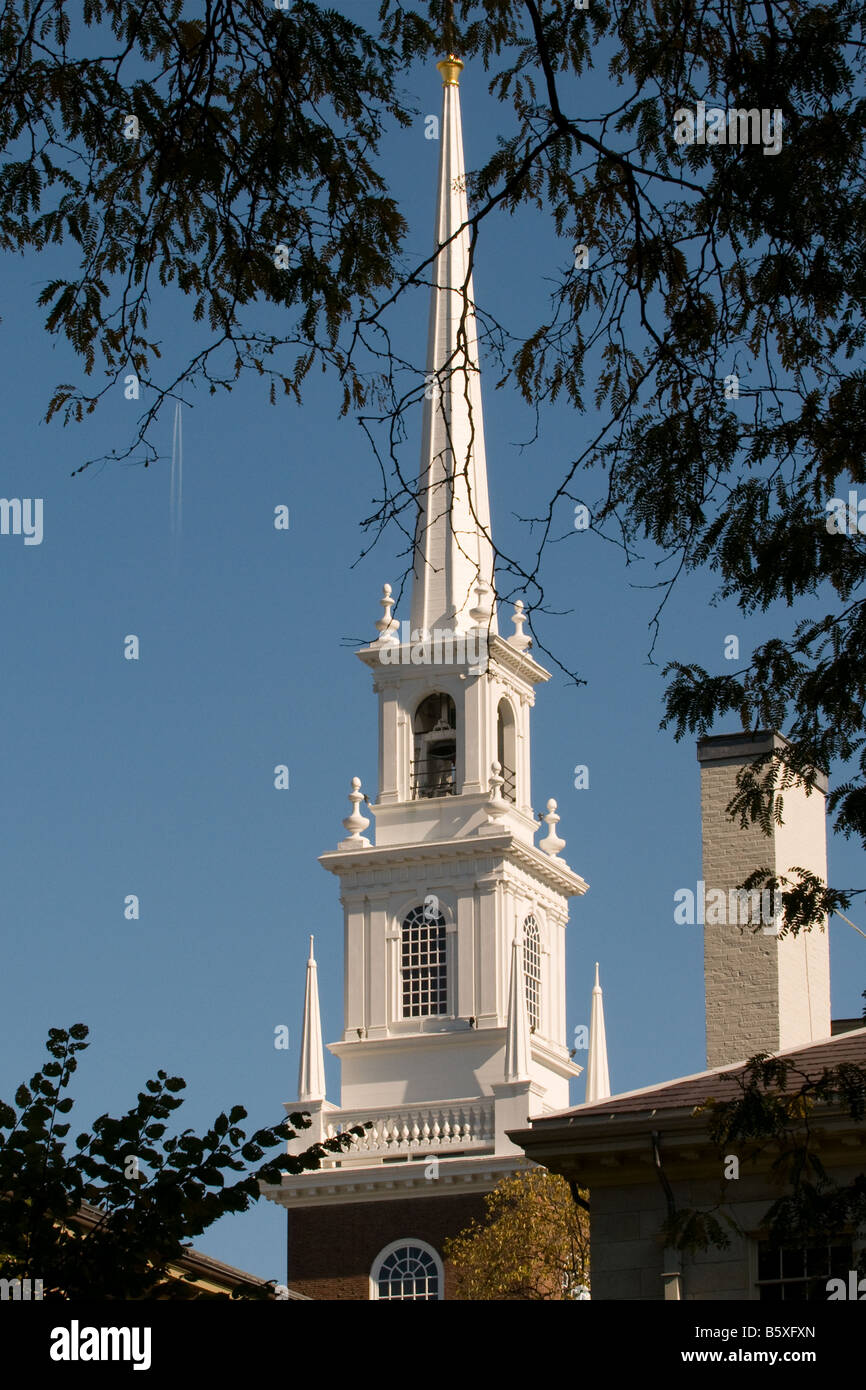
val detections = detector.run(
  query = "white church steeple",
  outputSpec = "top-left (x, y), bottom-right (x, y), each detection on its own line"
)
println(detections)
top-left (411, 54), bottom-right (496, 638)
top-left (268, 60), bottom-right (595, 1296)
top-left (318, 49), bottom-right (589, 1122)
top-left (356, 62), bottom-right (554, 836)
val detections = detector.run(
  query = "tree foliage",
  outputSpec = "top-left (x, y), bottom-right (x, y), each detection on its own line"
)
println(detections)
top-left (443, 1168), bottom-right (590, 1299)
top-left (0, 0), bottom-right (410, 440)
top-left (0, 1024), bottom-right (361, 1299)
top-left (3, 0), bottom-right (866, 923)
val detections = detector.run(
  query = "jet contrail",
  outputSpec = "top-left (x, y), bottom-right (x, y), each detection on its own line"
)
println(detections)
top-left (170, 401), bottom-right (183, 542)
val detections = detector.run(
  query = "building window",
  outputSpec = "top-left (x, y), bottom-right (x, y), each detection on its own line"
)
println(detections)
top-left (523, 913), bottom-right (541, 1031)
top-left (496, 699), bottom-right (516, 802)
top-left (755, 1239), bottom-right (853, 1300)
top-left (401, 904), bottom-right (447, 1016)
top-left (370, 1240), bottom-right (444, 1301)
top-left (411, 693), bottom-right (457, 798)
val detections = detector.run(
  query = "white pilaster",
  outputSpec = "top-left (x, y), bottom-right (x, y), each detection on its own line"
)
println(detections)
top-left (504, 926), bottom-right (531, 1082)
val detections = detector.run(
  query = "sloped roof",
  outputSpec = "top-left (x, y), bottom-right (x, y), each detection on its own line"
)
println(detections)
top-left (73, 1201), bottom-right (309, 1298)
top-left (527, 1027), bottom-right (866, 1130)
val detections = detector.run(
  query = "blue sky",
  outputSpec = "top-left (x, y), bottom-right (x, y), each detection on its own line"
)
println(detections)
top-left (1, 12), bottom-right (863, 1283)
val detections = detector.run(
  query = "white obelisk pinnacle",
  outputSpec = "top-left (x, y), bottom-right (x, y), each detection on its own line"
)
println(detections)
top-left (586, 962), bottom-right (611, 1103)
top-left (297, 935), bottom-right (327, 1103)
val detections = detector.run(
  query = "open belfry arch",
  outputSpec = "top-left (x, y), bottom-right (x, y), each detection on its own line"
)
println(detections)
top-left (264, 52), bottom-right (601, 1302)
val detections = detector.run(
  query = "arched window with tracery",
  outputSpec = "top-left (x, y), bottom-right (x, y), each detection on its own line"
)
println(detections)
top-left (401, 903), bottom-right (447, 1017)
top-left (370, 1240), bottom-right (443, 1300)
top-left (523, 913), bottom-right (541, 1031)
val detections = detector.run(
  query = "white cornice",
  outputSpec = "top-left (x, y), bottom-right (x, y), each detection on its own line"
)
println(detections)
top-left (319, 831), bottom-right (588, 898)
top-left (486, 634), bottom-right (551, 685)
top-left (326, 1027), bottom-right (579, 1074)
top-left (530, 1033), bottom-right (585, 1080)
top-left (262, 1153), bottom-right (531, 1209)
top-left (355, 633), bottom-right (553, 692)
top-left (329, 1028), bottom-right (493, 1058)
top-left (356, 633), bottom-right (551, 690)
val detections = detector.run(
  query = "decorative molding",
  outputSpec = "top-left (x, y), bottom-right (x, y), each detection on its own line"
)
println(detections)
top-left (320, 832), bottom-right (588, 899)
top-left (264, 1154), bottom-right (532, 1210)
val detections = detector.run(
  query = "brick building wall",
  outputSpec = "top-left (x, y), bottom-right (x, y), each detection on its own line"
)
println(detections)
top-left (286, 1191), bottom-right (490, 1300)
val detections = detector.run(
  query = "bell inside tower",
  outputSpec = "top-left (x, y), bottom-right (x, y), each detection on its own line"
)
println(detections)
top-left (412, 693), bottom-right (457, 799)
top-left (496, 699), bottom-right (517, 802)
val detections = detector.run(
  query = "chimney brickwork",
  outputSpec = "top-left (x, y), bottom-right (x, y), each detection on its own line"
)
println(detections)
top-left (698, 732), bottom-right (831, 1069)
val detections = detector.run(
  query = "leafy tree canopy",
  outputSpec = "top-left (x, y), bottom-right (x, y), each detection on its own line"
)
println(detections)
top-left (444, 1167), bottom-right (590, 1299)
top-left (3, 0), bottom-right (866, 926)
top-left (0, 1024), bottom-right (359, 1299)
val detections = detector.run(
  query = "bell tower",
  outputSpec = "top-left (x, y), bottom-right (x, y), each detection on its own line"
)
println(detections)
top-left (265, 54), bottom-right (590, 1302)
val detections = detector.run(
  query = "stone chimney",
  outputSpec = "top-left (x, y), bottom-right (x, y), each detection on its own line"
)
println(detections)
top-left (697, 732), bottom-right (831, 1069)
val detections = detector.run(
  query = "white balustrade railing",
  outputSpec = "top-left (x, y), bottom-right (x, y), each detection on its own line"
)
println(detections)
top-left (325, 1100), bottom-right (495, 1157)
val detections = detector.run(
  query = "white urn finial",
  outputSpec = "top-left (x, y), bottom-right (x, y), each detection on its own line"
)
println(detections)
top-left (469, 577), bottom-right (493, 628)
top-left (538, 798), bottom-right (565, 856)
top-left (478, 761), bottom-right (507, 833)
top-left (339, 776), bottom-right (371, 848)
top-left (375, 583), bottom-right (399, 645)
top-left (509, 599), bottom-right (531, 651)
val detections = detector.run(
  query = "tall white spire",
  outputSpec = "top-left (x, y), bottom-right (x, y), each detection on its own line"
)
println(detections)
top-left (410, 56), bottom-right (497, 638)
top-left (504, 924), bottom-right (531, 1082)
top-left (297, 935), bottom-right (327, 1103)
top-left (586, 962), bottom-right (611, 1103)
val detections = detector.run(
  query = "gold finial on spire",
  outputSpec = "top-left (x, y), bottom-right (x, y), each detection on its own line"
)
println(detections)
top-left (437, 0), bottom-right (461, 83)
top-left (436, 54), bottom-right (463, 85)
